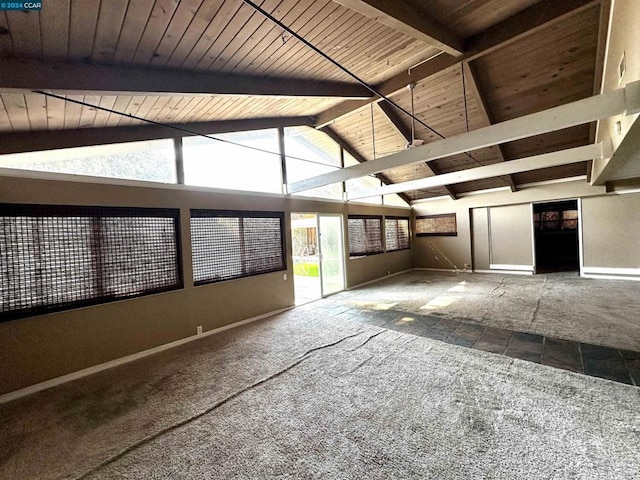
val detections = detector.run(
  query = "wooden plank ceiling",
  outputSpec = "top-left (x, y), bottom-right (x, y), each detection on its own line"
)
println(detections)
top-left (0, 0), bottom-right (607, 200)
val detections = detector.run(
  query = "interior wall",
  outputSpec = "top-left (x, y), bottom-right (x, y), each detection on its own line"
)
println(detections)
top-left (0, 174), bottom-right (410, 395)
top-left (582, 191), bottom-right (640, 269)
top-left (412, 181), bottom-right (605, 271)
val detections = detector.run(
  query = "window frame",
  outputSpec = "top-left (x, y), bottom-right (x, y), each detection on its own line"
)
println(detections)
top-left (0, 203), bottom-right (183, 322)
top-left (190, 209), bottom-right (287, 286)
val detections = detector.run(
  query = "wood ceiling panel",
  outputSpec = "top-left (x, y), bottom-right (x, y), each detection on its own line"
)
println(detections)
top-left (502, 126), bottom-right (591, 160)
top-left (215, 0), bottom-right (306, 73)
top-left (68, 0), bottom-right (100, 61)
top-left (406, 0), bottom-right (541, 38)
top-left (247, 2), bottom-right (361, 81)
top-left (113, 0), bottom-right (156, 64)
top-left (381, 163), bottom-right (435, 183)
top-left (149, 0), bottom-right (207, 67)
top-left (180, 0), bottom-right (244, 69)
top-left (0, 96), bottom-right (13, 131)
top-left (0, 13), bottom-right (11, 57)
top-left (331, 104), bottom-right (407, 161)
top-left (2, 93), bottom-right (30, 130)
top-left (78, 94), bottom-right (100, 129)
top-left (44, 94), bottom-right (67, 130)
top-left (25, 93), bottom-right (47, 131)
top-left (197, 0), bottom-right (284, 72)
top-left (453, 177), bottom-right (510, 194)
top-left (4, 10), bottom-right (40, 58)
top-left (41, 0), bottom-right (70, 61)
top-left (92, 0), bottom-right (128, 63)
top-left (131, 0), bottom-right (182, 65)
top-left (92, 97), bottom-right (118, 129)
top-left (512, 163), bottom-right (588, 185)
top-left (63, 95), bottom-right (83, 130)
top-left (471, 5), bottom-right (599, 123)
top-left (407, 187), bottom-right (451, 200)
top-left (232, 0), bottom-right (336, 75)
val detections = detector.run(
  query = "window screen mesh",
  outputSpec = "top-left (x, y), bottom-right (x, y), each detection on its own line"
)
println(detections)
top-left (0, 204), bottom-right (181, 321)
top-left (191, 210), bottom-right (286, 285)
top-left (385, 217), bottom-right (410, 251)
top-left (348, 216), bottom-right (383, 256)
top-left (416, 214), bottom-right (457, 236)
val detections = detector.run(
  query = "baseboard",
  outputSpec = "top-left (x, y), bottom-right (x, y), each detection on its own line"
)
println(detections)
top-left (582, 267), bottom-right (640, 282)
top-left (348, 268), bottom-right (414, 290)
top-left (413, 267), bottom-right (469, 273)
top-left (0, 306), bottom-right (294, 405)
top-left (489, 264), bottom-right (535, 275)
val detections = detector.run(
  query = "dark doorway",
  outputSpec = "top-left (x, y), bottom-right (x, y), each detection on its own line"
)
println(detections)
top-left (533, 200), bottom-right (579, 273)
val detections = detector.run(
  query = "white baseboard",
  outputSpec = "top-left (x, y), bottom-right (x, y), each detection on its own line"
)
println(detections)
top-left (582, 267), bottom-right (640, 282)
top-left (489, 264), bottom-right (535, 275)
top-left (413, 268), bottom-right (470, 273)
top-left (348, 268), bottom-right (414, 290)
top-left (0, 306), bottom-right (294, 405)
top-left (490, 264), bottom-right (535, 272)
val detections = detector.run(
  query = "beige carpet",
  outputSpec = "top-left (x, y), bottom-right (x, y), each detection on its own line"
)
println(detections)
top-left (1, 307), bottom-right (639, 479)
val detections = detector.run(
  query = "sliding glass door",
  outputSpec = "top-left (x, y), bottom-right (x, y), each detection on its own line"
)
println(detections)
top-left (319, 215), bottom-right (345, 296)
top-left (291, 213), bottom-right (345, 304)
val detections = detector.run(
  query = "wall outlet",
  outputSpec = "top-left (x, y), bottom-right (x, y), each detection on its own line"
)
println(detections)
top-left (283, 273), bottom-right (287, 281)
top-left (197, 325), bottom-right (203, 335)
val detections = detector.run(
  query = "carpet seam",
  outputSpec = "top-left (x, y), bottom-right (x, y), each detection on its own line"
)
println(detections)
top-left (74, 329), bottom-right (378, 479)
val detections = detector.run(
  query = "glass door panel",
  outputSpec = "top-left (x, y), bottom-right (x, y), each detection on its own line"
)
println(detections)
top-left (319, 215), bottom-right (345, 296)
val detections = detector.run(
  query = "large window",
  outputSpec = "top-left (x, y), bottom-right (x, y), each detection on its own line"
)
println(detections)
top-left (0, 139), bottom-right (177, 183)
top-left (284, 127), bottom-right (343, 200)
top-left (190, 210), bottom-right (286, 285)
top-left (348, 215), bottom-right (383, 257)
top-left (183, 129), bottom-right (282, 194)
top-left (385, 217), bottom-right (410, 251)
top-left (344, 151), bottom-right (383, 205)
top-left (0, 204), bottom-right (182, 321)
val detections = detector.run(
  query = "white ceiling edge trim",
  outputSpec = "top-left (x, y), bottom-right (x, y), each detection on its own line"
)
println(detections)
top-left (289, 79), bottom-right (640, 193)
top-left (346, 143), bottom-right (606, 200)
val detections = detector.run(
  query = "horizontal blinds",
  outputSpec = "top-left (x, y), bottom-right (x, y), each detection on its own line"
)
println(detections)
top-left (0, 204), bottom-right (181, 321)
top-left (191, 210), bottom-right (286, 285)
top-left (348, 216), bottom-right (383, 256)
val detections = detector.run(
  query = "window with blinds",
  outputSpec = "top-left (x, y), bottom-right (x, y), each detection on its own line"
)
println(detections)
top-left (415, 213), bottom-right (457, 236)
top-left (0, 204), bottom-right (182, 321)
top-left (385, 217), bottom-right (410, 251)
top-left (190, 210), bottom-right (286, 285)
top-left (348, 215), bottom-right (383, 257)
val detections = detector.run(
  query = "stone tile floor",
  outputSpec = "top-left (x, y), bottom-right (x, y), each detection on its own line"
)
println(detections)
top-left (310, 302), bottom-right (640, 387)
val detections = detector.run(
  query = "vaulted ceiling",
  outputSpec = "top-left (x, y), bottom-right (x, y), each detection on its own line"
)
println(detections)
top-left (0, 0), bottom-right (611, 201)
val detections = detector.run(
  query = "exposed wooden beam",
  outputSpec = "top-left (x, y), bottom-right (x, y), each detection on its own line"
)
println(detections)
top-left (0, 117), bottom-right (314, 155)
top-left (347, 144), bottom-right (605, 200)
top-left (377, 101), bottom-right (457, 200)
top-left (463, 62), bottom-right (516, 192)
top-left (588, 0), bottom-right (612, 181)
top-left (316, 0), bottom-right (601, 127)
top-left (290, 80), bottom-right (640, 193)
top-left (0, 59), bottom-right (372, 98)
top-left (332, 0), bottom-right (463, 56)
top-left (319, 126), bottom-right (413, 205)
